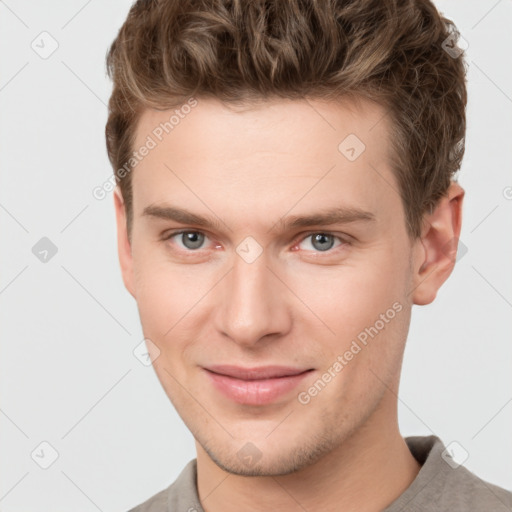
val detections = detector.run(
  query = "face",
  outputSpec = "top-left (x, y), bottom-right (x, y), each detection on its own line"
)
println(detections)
top-left (114, 97), bottom-right (445, 476)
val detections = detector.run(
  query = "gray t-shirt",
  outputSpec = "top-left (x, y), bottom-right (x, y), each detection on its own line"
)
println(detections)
top-left (128, 435), bottom-right (512, 511)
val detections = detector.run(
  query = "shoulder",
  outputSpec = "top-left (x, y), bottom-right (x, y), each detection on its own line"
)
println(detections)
top-left (126, 459), bottom-right (201, 512)
top-left (437, 463), bottom-right (512, 511)
top-left (398, 435), bottom-right (512, 512)
top-left (127, 486), bottom-right (168, 512)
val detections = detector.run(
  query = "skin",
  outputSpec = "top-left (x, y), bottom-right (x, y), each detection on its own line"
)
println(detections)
top-left (114, 96), bottom-right (464, 512)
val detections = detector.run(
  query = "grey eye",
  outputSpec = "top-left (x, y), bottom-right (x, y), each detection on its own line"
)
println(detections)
top-left (310, 233), bottom-right (335, 251)
top-left (180, 231), bottom-right (205, 250)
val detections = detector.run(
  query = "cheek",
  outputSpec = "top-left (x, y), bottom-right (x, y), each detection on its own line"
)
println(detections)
top-left (289, 252), bottom-right (408, 340)
top-left (131, 252), bottom-right (193, 339)
top-left (295, 260), bottom-right (411, 406)
top-left (131, 250), bottom-right (219, 366)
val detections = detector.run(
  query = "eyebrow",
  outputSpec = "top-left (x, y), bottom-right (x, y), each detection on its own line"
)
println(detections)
top-left (142, 204), bottom-right (376, 232)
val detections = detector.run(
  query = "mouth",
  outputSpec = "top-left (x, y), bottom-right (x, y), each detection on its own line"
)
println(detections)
top-left (202, 365), bottom-right (314, 405)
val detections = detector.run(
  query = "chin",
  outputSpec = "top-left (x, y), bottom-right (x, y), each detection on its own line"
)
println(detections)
top-left (199, 430), bottom-right (340, 477)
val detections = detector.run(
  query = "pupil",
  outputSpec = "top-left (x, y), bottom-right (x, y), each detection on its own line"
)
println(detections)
top-left (312, 233), bottom-right (334, 251)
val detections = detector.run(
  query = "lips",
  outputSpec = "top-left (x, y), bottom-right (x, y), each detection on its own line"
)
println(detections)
top-left (203, 365), bottom-right (314, 405)
top-left (206, 365), bottom-right (311, 380)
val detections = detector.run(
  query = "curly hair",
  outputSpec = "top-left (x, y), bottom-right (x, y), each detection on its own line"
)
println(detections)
top-left (105, 0), bottom-right (467, 239)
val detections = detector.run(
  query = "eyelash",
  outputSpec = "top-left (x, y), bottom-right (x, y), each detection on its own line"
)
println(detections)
top-left (160, 229), bottom-right (350, 255)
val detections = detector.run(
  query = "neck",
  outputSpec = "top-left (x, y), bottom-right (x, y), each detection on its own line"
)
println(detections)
top-left (196, 391), bottom-right (421, 512)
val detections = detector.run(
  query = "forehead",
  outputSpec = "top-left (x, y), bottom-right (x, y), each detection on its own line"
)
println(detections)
top-left (134, 96), bottom-right (390, 164)
top-left (130, 96), bottom-right (401, 232)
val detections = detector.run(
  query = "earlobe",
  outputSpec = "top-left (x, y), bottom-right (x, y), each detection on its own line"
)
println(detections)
top-left (411, 182), bottom-right (465, 305)
top-left (113, 187), bottom-right (136, 298)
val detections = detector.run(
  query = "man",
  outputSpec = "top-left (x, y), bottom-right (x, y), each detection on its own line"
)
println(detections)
top-left (105, 1), bottom-right (512, 511)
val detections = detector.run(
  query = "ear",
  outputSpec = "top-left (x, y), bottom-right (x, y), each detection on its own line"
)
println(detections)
top-left (411, 181), bottom-right (465, 305)
top-left (113, 187), bottom-right (136, 298)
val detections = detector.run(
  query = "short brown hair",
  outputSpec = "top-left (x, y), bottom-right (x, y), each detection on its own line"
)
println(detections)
top-left (105, 0), bottom-right (467, 239)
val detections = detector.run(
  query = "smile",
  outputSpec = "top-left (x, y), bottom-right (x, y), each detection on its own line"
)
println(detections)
top-left (202, 365), bottom-right (314, 405)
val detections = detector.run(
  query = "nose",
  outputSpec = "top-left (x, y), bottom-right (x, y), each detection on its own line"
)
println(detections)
top-left (214, 250), bottom-right (292, 348)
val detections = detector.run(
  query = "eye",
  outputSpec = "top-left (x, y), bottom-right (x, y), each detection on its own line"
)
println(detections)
top-left (164, 230), bottom-right (208, 250)
top-left (297, 232), bottom-right (345, 252)
top-left (161, 230), bottom-right (348, 255)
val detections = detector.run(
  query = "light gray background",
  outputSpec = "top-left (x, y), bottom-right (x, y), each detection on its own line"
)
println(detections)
top-left (1, 1), bottom-right (511, 510)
